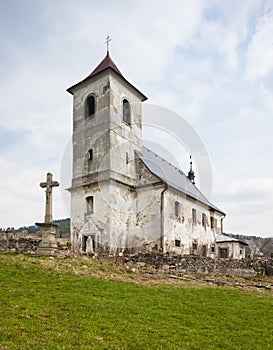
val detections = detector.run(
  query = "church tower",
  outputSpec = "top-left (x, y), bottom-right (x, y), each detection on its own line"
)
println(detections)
top-left (67, 48), bottom-right (147, 253)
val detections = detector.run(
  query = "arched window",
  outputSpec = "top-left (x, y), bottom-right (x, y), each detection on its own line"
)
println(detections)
top-left (175, 201), bottom-right (180, 218)
top-left (192, 208), bottom-right (197, 225)
top-left (123, 99), bottom-right (131, 125)
top-left (86, 95), bottom-right (95, 119)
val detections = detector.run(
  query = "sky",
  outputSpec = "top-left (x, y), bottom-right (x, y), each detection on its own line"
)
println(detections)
top-left (0, 0), bottom-right (273, 237)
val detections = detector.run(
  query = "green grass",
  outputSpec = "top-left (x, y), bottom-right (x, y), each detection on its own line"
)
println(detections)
top-left (0, 254), bottom-right (272, 349)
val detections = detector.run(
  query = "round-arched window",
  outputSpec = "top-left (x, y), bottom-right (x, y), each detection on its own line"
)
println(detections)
top-left (123, 99), bottom-right (131, 125)
top-left (86, 95), bottom-right (95, 119)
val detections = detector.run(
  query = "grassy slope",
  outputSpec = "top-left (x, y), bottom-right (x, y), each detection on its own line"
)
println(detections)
top-left (0, 254), bottom-right (272, 350)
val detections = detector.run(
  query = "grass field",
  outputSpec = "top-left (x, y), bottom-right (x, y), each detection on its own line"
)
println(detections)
top-left (0, 253), bottom-right (272, 349)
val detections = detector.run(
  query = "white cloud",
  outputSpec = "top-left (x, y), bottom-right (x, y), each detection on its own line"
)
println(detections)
top-left (246, 5), bottom-right (273, 80)
top-left (0, 157), bottom-right (64, 228)
top-left (260, 83), bottom-right (273, 111)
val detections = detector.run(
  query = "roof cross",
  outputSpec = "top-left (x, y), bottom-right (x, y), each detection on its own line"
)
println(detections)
top-left (105, 35), bottom-right (111, 53)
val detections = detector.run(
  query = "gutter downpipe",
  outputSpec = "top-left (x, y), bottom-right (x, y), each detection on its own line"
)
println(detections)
top-left (160, 183), bottom-right (168, 252)
top-left (221, 213), bottom-right (226, 234)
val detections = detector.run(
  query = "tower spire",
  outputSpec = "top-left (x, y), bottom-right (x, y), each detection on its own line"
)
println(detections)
top-left (188, 155), bottom-right (195, 185)
top-left (105, 35), bottom-right (111, 53)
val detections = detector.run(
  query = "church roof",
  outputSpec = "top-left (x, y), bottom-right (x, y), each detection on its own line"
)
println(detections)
top-left (138, 146), bottom-right (225, 215)
top-left (216, 234), bottom-right (248, 245)
top-left (86, 51), bottom-right (123, 79)
top-left (67, 51), bottom-right (148, 101)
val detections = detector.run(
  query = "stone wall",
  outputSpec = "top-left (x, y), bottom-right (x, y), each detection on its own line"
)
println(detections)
top-left (0, 237), bottom-right (41, 253)
top-left (0, 237), bottom-right (70, 254)
top-left (122, 253), bottom-right (273, 276)
top-left (0, 237), bottom-right (272, 276)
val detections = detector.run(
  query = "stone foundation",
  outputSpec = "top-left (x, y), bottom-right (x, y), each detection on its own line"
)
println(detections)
top-left (0, 238), bottom-right (272, 276)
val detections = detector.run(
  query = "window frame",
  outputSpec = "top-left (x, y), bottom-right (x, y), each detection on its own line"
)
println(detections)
top-left (86, 196), bottom-right (94, 214)
top-left (175, 239), bottom-right (181, 247)
top-left (122, 98), bottom-right (131, 125)
top-left (210, 216), bottom-right (214, 229)
top-left (192, 208), bottom-right (197, 225)
top-left (202, 213), bottom-right (206, 226)
top-left (192, 242), bottom-right (198, 251)
top-left (85, 95), bottom-right (95, 119)
top-left (88, 149), bottom-right (93, 161)
top-left (175, 201), bottom-right (180, 218)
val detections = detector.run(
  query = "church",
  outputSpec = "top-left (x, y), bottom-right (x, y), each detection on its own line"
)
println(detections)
top-left (67, 48), bottom-right (226, 257)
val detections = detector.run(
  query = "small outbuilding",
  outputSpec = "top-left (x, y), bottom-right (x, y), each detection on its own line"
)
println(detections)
top-left (216, 234), bottom-right (248, 259)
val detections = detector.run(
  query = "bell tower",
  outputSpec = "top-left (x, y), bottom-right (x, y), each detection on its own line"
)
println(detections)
top-left (67, 47), bottom-right (147, 253)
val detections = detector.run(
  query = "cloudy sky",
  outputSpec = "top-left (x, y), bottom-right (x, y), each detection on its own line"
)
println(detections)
top-left (0, 0), bottom-right (273, 237)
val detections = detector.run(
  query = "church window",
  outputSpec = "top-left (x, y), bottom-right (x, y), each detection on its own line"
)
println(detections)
top-left (86, 196), bottom-right (94, 214)
top-left (202, 213), bottom-right (206, 226)
top-left (126, 152), bottom-right (129, 164)
top-left (175, 201), bottom-right (180, 217)
top-left (211, 246), bottom-right (215, 253)
top-left (123, 99), bottom-right (131, 125)
top-left (192, 242), bottom-right (198, 254)
top-left (192, 208), bottom-right (197, 224)
top-left (88, 149), bottom-right (93, 161)
top-left (175, 239), bottom-right (181, 247)
top-left (210, 216), bottom-right (214, 229)
top-left (86, 95), bottom-right (95, 119)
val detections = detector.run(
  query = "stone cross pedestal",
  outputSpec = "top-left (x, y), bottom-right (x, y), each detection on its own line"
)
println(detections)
top-left (36, 172), bottom-right (59, 256)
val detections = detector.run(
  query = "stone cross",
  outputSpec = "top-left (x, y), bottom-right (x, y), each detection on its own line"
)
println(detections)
top-left (40, 172), bottom-right (59, 223)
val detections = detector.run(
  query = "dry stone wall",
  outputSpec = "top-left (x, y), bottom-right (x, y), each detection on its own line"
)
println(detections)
top-left (123, 253), bottom-right (273, 276)
top-left (0, 237), bottom-right (41, 253)
top-left (0, 237), bottom-right (272, 276)
top-left (0, 237), bottom-right (70, 254)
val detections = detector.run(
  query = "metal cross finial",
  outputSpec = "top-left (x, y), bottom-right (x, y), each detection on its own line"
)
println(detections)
top-left (105, 35), bottom-right (111, 53)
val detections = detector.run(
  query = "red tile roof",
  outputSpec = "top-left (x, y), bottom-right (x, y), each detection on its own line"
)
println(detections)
top-left (67, 51), bottom-right (147, 101)
top-left (86, 51), bottom-right (123, 79)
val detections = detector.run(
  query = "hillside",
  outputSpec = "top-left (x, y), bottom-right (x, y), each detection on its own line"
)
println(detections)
top-left (0, 253), bottom-right (272, 349)
top-left (0, 218), bottom-right (70, 238)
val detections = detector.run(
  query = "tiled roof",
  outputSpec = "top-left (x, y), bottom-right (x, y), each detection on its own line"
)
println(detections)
top-left (67, 52), bottom-right (147, 101)
top-left (137, 146), bottom-right (225, 214)
top-left (85, 51), bottom-right (124, 80)
top-left (216, 234), bottom-right (248, 245)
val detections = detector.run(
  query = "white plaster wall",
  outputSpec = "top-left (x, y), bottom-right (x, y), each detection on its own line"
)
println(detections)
top-left (134, 185), bottom-right (163, 248)
top-left (109, 73), bottom-right (143, 184)
top-left (163, 188), bottom-right (223, 256)
top-left (70, 182), bottom-right (111, 252)
top-left (217, 242), bottom-right (246, 259)
top-left (109, 73), bottom-right (143, 147)
top-left (71, 73), bottom-right (111, 180)
top-left (109, 132), bottom-right (137, 183)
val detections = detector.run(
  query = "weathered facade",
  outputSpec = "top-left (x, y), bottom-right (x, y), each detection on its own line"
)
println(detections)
top-left (68, 51), bottom-right (226, 257)
top-left (216, 234), bottom-right (247, 259)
